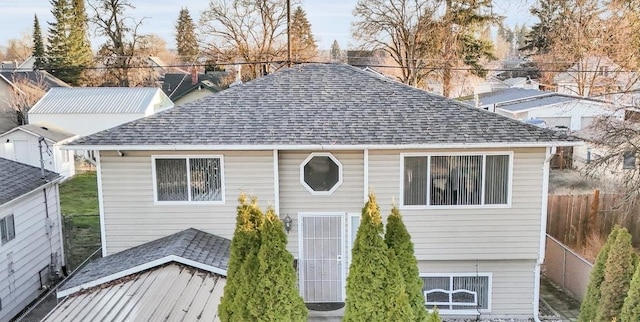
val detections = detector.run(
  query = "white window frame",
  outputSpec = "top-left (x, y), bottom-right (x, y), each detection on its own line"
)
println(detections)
top-left (299, 152), bottom-right (343, 195)
top-left (421, 272), bottom-right (492, 315)
top-left (151, 155), bottom-right (225, 205)
top-left (400, 152), bottom-right (513, 209)
top-left (0, 214), bottom-right (15, 244)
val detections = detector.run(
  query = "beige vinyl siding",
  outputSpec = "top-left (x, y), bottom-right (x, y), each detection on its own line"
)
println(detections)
top-left (419, 259), bottom-right (536, 318)
top-left (0, 185), bottom-right (63, 322)
top-left (368, 148), bottom-right (546, 261)
top-left (278, 151), bottom-right (364, 257)
top-left (99, 150), bottom-right (275, 254)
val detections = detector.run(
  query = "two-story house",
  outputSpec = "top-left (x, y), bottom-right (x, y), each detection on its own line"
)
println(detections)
top-left (65, 64), bottom-right (578, 320)
top-left (0, 158), bottom-right (63, 321)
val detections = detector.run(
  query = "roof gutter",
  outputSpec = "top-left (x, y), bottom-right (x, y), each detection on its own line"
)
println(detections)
top-left (63, 141), bottom-right (582, 151)
top-left (533, 145), bottom-right (556, 322)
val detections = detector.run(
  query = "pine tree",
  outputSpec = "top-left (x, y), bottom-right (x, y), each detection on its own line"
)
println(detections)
top-left (385, 206), bottom-right (430, 321)
top-left (595, 227), bottom-right (635, 322)
top-left (32, 15), bottom-right (45, 70)
top-left (620, 261), bottom-right (640, 322)
top-left (46, 0), bottom-right (72, 81)
top-left (68, 0), bottom-right (93, 84)
top-left (175, 7), bottom-right (199, 63)
top-left (218, 194), bottom-right (263, 322)
top-left (578, 227), bottom-right (620, 322)
top-left (249, 208), bottom-right (307, 321)
top-left (290, 6), bottom-right (317, 62)
top-left (46, 0), bottom-right (91, 85)
top-left (344, 193), bottom-right (413, 321)
top-left (330, 39), bottom-right (341, 62)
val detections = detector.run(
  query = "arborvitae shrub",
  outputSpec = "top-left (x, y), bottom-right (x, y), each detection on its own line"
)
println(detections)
top-left (249, 208), bottom-right (307, 321)
top-left (578, 226), bottom-right (621, 322)
top-left (595, 227), bottom-right (635, 322)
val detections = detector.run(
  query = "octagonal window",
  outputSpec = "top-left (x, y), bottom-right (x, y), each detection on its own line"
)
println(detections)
top-left (300, 153), bottom-right (343, 194)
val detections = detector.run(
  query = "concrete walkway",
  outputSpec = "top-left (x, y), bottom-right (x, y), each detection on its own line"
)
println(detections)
top-left (540, 277), bottom-right (581, 322)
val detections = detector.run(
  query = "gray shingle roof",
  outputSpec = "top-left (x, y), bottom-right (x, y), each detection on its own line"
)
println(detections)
top-left (0, 158), bottom-right (60, 205)
top-left (58, 228), bottom-right (230, 293)
top-left (29, 87), bottom-right (167, 114)
top-left (162, 72), bottom-right (224, 101)
top-left (0, 70), bottom-right (70, 90)
top-left (70, 64), bottom-right (577, 148)
top-left (1, 124), bottom-right (74, 142)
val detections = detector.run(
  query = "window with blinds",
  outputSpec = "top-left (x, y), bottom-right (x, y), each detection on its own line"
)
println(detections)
top-left (403, 154), bottom-right (510, 206)
top-left (154, 157), bottom-right (223, 202)
top-left (422, 274), bottom-right (491, 313)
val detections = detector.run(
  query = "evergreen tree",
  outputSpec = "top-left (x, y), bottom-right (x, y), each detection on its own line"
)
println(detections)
top-left (620, 261), bottom-right (640, 322)
top-left (32, 15), bottom-right (45, 70)
top-left (175, 7), bottom-right (199, 63)
top-left (249, 208), bottom-right (307, 321)
top-left (218, 194), bottom-right (263, 322)
top-left (578, 227), bottom-right (620, 322)
top-left (290, 6), bottom-right (317, 62)
top-left (595, 227), bottom-right (635, 322)
top-left (46, 0), bottom-right (72, 80)
top-left (344, 194), bottom-right (413, 321)
top-left (68, 0), bottom-right (93, 84)
top-left (385, 206), bottom-right (430, 321)
top-left (46, 0), bottom-right (91, 85)
top-left (330, 39), bottom-right (341, 62)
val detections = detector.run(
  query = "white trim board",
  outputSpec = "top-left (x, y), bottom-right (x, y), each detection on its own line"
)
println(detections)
top-left (63, 141), bottom-right (582, 151)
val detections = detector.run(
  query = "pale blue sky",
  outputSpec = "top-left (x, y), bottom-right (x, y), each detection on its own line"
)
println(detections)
top-left (0, 0), bottom-right (536, 51)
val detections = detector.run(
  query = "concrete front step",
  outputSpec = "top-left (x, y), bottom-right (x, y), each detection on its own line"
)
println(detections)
top-left (307, 306), bottom-right (344, 321)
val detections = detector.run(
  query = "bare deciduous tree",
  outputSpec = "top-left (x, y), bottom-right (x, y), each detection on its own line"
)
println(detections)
top-left (90, 0), bottom-right (145, 86)
top-left (0, 74), bottom-right (49, 126)
top-left (352, 0), bottom-right (441, 87)
top-left (199, 0), bottom-right (290, 80)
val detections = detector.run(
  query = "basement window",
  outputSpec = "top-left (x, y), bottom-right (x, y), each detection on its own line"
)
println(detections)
top-left (422, 273), bottom-right (492, 315)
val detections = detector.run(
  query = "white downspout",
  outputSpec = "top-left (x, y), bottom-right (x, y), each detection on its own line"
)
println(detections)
top-left (534, 146), bottom-right (556, 322)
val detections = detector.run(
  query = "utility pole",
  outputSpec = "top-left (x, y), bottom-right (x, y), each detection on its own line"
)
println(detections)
top-left (287, 0), bottom-right (292, 66)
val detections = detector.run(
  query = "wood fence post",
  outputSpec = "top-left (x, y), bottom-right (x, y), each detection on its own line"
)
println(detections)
top-left (588, 189), bottom-right (600, 236)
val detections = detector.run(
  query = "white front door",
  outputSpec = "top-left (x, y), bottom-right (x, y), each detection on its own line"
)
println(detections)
top-left (299, 213), bottom-right (345, 302)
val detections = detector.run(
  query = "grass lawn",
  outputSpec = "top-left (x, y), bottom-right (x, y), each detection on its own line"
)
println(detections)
top-left (59, 171), bottom-right (101, 271)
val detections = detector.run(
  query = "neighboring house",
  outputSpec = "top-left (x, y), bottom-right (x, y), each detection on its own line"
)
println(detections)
top-left (554, 56), bottom-right (640, 97)
top-left (572, 112), bottom-right (640, 173)
top-left (66, 64), bottom-right (578, 320)
top-left (0, 124), bottom-right (76, 179)
top-left (465, 88), bottom-right (622, 131)
top-left (45, 228), bottom-right (228, 321)
top-left (0, 70), bottom-right (69, 134)
top-left (29, 87), bottom-right (174, 137)
top-left (503, 77), bottom-right (541, 90)
top-left (0, 158), bottom-right (64, 322)
top-left (162, 72), bottom-right (225, 106)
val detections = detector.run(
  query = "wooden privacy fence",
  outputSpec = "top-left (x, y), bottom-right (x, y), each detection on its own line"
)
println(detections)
top-left (547, 190), bottom-right (640, 249)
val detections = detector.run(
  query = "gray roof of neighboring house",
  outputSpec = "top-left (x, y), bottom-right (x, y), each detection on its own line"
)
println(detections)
top-left (1, 124), bottom-right (74, 142)
top-left (496, 95), bottom-right (577, 112)
top-left (162, 72), bottom-right (224, 101)
top-left (465, 88), bottom-right (550, 106)
top-left (58, 228), bottom-right (230, 293)
top-left (69, 64), bottom-right (576, 148)
top-left (44, 263), bottom-right (225, 322)
top-left (0, 157), bottom-right (60, 205)
top-left (29, 87), bottom-right (166, 114)
top-left (0, 70), bottom-right (70, 90)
